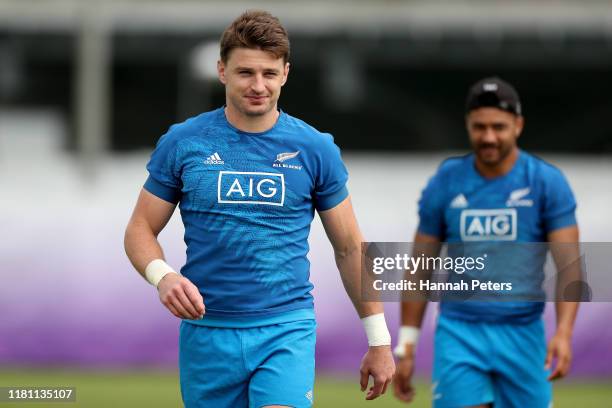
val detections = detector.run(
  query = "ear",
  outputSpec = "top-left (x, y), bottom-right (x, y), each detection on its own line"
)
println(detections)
top-left (281, 62), bottom-right (290, 86)
top-left (515, 115), bottom-right (525, 139)
top-left (217, 60), bottom-right (227, 85)
top-left (465, 113), bottom-right (471, 133)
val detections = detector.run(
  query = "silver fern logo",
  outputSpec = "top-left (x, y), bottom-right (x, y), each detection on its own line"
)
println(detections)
top-left (273, 151), bottom-right (302, 170)
top-left (276, 151), bottom-right (300, 162)
top-left (506, 187), bottom-right (533, 207)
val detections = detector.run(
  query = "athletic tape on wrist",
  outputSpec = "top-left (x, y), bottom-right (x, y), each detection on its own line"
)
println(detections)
top-left (393, 326), bottom-right (420, 358)
top-left (144, 259), bottom-right (177, 287)
top-left (361, 313), bottom-right (391, 347)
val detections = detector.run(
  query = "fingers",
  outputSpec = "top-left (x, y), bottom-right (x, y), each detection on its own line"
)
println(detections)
top-left (548, 353), bottom-right (571, 381)
top-left (175, 289), bottom-right (200, 319)
top-left (393, 378), bottom-right (405, 401)
top-left (159, 276), bottom-right (206, 320)
top-left (165, 302), bottom-right (182, 319)
top-left (548, 367), bottom-right (561, 381)
top-left (546, 340), bottom-right (572, 381)
top-left (359, 368), bottom-right (369, 392)
top-left (184, 282), bottom-right (205, 316)
top-left (366, 375), bottom-right (386, 400)
top-left (544, 345), bottom-right (554, 370)
top-left (169, 295), bottom-right (192, 319)
top-left (393, 376), bottom-right (415, 402)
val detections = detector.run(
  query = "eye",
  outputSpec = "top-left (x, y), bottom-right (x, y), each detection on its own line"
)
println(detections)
top-left (264, 72), bottom-right (278, 77)
top-left (493, 124), bottom-right (507, 131)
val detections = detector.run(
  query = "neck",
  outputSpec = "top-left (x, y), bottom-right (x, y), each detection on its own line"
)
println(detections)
top-left (224, 103), bottom-right (279, 133)
top-left (475, 147), bottom-right (519, 179)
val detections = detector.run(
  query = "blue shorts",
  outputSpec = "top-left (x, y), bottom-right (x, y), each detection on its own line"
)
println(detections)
top-left (179, 318), bottom-right (316, 408)
top-left (432, 315), bottom-right (551, 408)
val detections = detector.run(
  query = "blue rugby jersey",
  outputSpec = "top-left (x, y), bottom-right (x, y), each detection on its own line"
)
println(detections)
top-left (144, 107), bottom-right (348, 323)
top-left (417, 150), bottom-right (577, 323)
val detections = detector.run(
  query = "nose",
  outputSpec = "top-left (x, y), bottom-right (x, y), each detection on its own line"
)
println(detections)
top-left (481, 127), bottom-right (497, 143)
top-left (251, 74), bottom-right (266, 94)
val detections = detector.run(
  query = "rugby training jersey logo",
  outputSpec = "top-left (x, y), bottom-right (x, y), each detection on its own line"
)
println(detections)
top-left (276, 151), bottom-right (300, 162)
top-left (449, 194), bottom-right (468, 208)
top-left (506, 187), bottom-right (533, 207)
top-left (305, 390), bottom-right (313, 403)
top-left (273, 150), bottom-right (302, 170)
top-left (204, 152), bottom-right (224, 165)
top-left (217, 171), bottom-right (285, 206)
top-left (460, 209), bottom-right (517, 241)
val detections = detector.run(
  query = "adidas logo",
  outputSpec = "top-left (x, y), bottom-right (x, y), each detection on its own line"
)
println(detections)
top-left (204, 152), bottom-right (224, 165)
top-left (305, 390), bottom-right (313, 403)
top-left (450, 194), bottom-right (468, 208)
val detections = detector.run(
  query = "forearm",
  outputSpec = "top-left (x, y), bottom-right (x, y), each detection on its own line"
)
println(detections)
top-left (395, 233), bottom-right (441, 358)
top-left (124, 218), bottom-right (167, 276)
top-left (555, 301), bottom-right (579, 337)
top-left (400, 301), bottom-right (427, 328)
top-left (336, 244), bottom-right (383, 318)
top-left (548, 226), bottom-right (580, 338)
top-left (400, 235), bottom-right (440, 328)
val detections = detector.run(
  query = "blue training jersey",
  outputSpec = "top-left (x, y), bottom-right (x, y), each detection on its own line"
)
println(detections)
top-left (144, 107), bottom-right (348, 324)
top-left (417, 150), bottom-right (577, 323)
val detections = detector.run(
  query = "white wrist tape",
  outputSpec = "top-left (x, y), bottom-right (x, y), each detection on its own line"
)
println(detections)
top-left (393, 326), bottom-right (420, 358)
top-left (361, 313), bottom-right (391, 347)
top-left (144, 259), bottom-right (177, 287)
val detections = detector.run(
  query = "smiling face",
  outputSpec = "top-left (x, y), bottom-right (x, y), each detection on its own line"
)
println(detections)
top-left (218, 47), bottom-right (289, 118)
top-left (466, 107), bottom-right (524, 167)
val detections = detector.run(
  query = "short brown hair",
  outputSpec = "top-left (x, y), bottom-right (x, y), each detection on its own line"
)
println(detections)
top-left (220, 10), bottom-right (290, 63)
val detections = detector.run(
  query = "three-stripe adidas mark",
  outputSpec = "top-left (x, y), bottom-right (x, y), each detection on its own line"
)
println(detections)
top-left (204, 152), bottom-right (224, 165)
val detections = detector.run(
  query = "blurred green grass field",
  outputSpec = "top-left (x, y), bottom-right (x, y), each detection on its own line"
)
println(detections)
top-left (0, 369), bottom-right (610, 407)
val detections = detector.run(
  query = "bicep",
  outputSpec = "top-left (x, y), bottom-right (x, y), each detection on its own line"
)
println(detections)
top-left (128, 188), bottom-right (177, 236)
top-left (548, 225), bottom-right (580, 270)
top-left (318, 196), bottom-right (361, 253)
top-left (548, 225), bottom-right (579, 243)
top-left (413, 231), bottom-right (442, 257)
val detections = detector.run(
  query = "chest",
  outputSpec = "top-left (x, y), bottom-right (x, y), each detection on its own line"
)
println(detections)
top-left (177, 140), bottom-right (314, 212)
top-left (444, 182), bottom-right (543, 242)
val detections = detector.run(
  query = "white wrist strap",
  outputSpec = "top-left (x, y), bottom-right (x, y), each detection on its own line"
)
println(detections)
top-left (393, 326), bottom-right (420, 358)
top-left (145, 259), bottom-right (177, 287)
top-left (361, 313), bottom-right (391, 347)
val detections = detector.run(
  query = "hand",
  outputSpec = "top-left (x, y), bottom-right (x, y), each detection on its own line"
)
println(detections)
top-left (157, 273), bottom-right (205, 320)
top-left (359, 345), bottom-right (395, 400)
top-left (545, 331), bottom-right (572, 381)
top-left (393, 355), bottom-right (416, 403)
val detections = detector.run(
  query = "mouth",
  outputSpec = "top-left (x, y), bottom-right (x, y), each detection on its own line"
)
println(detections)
top-left (478, 145), bottom-right (499, 154)
top-left (245, 95), bottom-right (268, 104)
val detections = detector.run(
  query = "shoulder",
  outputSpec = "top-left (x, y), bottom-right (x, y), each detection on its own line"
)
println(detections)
top-left (281, 111), bottom-right (336, 147)
top-left (431, 153), bottom-right (471, 181)
top-left (157, 108), bottom-right (222, 146)
top-left (522, 151), bottom-right (569, 186)
top-left (438, 154), bottom-right (470, 173)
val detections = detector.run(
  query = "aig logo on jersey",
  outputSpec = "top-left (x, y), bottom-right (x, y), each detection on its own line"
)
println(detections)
top-left (460, 209), bottom-right (517, 241)
top-left (217, 171), bottom-right (285, 206)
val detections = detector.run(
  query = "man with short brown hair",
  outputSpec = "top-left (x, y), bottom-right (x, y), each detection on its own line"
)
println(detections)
top-left (125, 10), bottom-right (394, 408)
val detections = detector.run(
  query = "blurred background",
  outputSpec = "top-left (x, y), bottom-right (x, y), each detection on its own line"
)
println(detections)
top-left (1, 0), bottom-right (611, 406)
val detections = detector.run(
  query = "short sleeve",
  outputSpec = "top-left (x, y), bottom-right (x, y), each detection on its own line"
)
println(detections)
top-left (143, 125), bottom-right (183, 204)
top-left (417, 172), bottom-right (446, 239)
top-left (542, 168), bottom-right (577, 233)
top-left (314, 134), bottom-right (349, 211)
